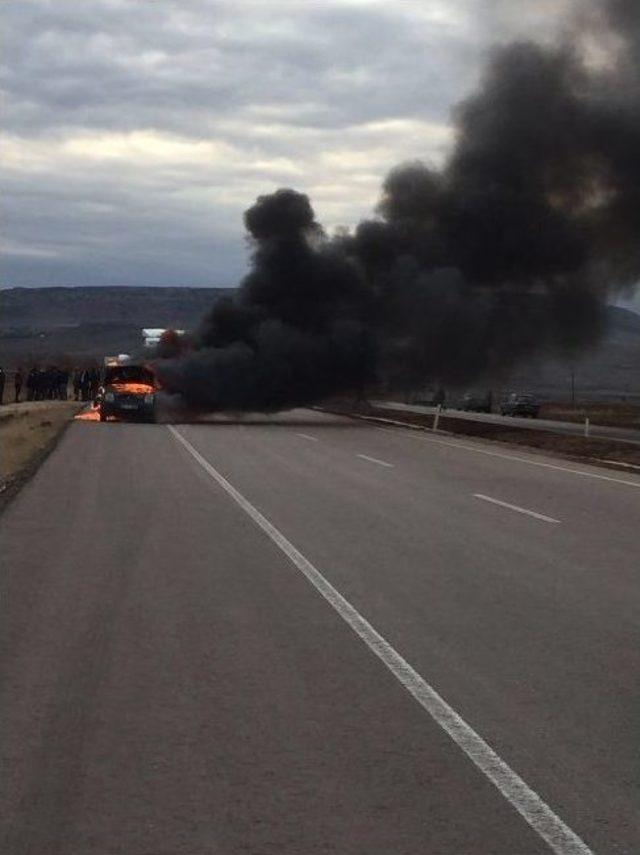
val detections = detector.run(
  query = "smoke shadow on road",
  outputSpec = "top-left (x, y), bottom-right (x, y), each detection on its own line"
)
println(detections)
top-left (161, 416), bottom-right (363, 429)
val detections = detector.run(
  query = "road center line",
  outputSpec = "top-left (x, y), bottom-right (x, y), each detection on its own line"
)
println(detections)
top-left (169, 425), bottom-right (594, 855)
top-left (473, 493), bottom-right (561, 524)
top-left (356, 453), bottom-right (394, 468)
top-left (295, 432), bottom-right (319, 442)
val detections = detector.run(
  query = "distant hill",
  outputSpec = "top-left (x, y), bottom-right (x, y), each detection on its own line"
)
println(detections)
top-left (498, 305), bottom-right (640, 403)
top-left (0, 286), bottom-right (233, 366)
top-left (1, 286), bottom-right (232, 329)
top-left (0, 287), bottom-right (638, 401)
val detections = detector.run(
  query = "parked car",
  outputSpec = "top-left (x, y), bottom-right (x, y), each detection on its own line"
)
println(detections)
top-left (460, 391), bottom-right (492, 413)
top-left (500, 393), bottom-right (540, 418)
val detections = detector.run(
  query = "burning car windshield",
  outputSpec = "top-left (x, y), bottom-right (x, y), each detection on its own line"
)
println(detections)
top-left (105, 366), bottom-right (155, 386)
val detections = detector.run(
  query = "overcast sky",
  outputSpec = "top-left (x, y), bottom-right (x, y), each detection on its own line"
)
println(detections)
top-left (2, 0), bottom-right (592, 291)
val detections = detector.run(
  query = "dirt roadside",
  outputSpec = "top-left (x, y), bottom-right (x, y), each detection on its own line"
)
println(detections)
top-left (539, 401), bottom-right (640, 429)
top-left (322, 401), bottom-right (640, 472)
top-left (0, 401), bottom-right (83, 508)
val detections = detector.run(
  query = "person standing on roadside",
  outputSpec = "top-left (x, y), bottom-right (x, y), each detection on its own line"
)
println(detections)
top-left (433, 386), bottom-right (446, 409)
top-left (14, 368), bottom-right (23, 403)
top-left (57, 368), bottom-right (68, 400)
top-left (43, 367), bottom-right (53, 399)
top-left (0, 366), bottom-right (5, 404)
top-left (35, 368), bottom-right (43, 400)
top-left (80, 368), bottom-right (92, 402)
top-left (89, 366), bottom-right (100, 401)
top-left (26, 367), bottom-right (35, 401)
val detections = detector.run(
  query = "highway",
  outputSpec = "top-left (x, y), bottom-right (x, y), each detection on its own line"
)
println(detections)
top-left (372, 400), bottom-right (640, 446)
top-left (2, 410), bottom-right (639, 854)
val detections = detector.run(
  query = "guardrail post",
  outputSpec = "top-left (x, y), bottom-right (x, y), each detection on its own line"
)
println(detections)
top-left (584, 417), bottom-right (590, 438)
top-left (433, 404), bottom-right (441, 432)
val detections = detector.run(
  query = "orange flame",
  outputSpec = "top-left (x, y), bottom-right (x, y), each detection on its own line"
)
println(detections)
top-left (110, 382), bottom-right (155, 394)
top-left (75, 407), bottom-right (101, 421)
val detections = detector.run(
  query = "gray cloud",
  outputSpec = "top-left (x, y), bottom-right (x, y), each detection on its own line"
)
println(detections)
top-left (2, 0), bottom-right (557, 288)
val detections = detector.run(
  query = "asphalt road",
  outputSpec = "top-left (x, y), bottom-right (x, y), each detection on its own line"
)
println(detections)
top-left (372, 400), bottom-right (640, 445)
top-left (2, 410), bottom-right (639, 854)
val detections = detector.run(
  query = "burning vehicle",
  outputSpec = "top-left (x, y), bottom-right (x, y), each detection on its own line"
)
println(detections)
top-left (98, 357), bottom-right (157, 423)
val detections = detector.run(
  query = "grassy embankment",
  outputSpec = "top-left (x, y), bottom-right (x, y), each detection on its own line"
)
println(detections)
top-left (539, 401), bottom-right (640, 429)
top-left (325, 400), bottom-right (640, 471)
top-left (0, 400), bottom-right (82, 497)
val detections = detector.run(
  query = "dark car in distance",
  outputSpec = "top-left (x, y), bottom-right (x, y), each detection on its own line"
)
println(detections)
top-left (500, 393), bottom-right (540, 418)
top-left (460, 391), bottom-right (492, 413)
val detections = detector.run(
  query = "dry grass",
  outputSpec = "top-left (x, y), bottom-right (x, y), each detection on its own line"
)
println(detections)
top-left (539, 401), bottom-right (640, 429)
top-left (0, 401), bottom-right (82, 488)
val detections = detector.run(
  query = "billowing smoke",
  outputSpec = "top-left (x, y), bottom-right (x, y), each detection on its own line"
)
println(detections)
top-left (158, 190), bottom-right (373, 411)
top-left (157, 1), bottom-right (640, 411)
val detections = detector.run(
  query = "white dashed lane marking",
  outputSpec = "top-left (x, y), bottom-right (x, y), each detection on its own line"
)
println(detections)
top-left (356, 454), bottom-right (394, 468)
top-left (474, 493), bottom-right (561, 524)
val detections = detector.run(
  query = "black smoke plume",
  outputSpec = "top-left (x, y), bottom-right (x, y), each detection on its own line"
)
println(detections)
top-left (158, 189), bottom-right (373, 411)
top-left (157, 1), bottom-right (640, 411)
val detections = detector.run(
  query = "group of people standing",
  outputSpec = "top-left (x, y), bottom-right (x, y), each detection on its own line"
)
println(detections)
top-left (72, 367), bottom-right (101, 402)
top-left (0, 365), bottom-right (102, 405)
top-left (26, 367), bottom-right (71, 401)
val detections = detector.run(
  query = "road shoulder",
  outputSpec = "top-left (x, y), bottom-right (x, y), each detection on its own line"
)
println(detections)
top-left (0, 401), bottom-right (82, 512)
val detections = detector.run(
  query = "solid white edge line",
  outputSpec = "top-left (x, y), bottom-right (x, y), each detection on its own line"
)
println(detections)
top-left (370, 423), bottom-right (640, 489)
top-left (474, 493), bottom-right (561, 524)
top-left (295, 432), bottom-right (319, 442)
top-left (356, 453), bottom-right (394, 468)
top-left (169, 425), bottom-right (595, 855)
